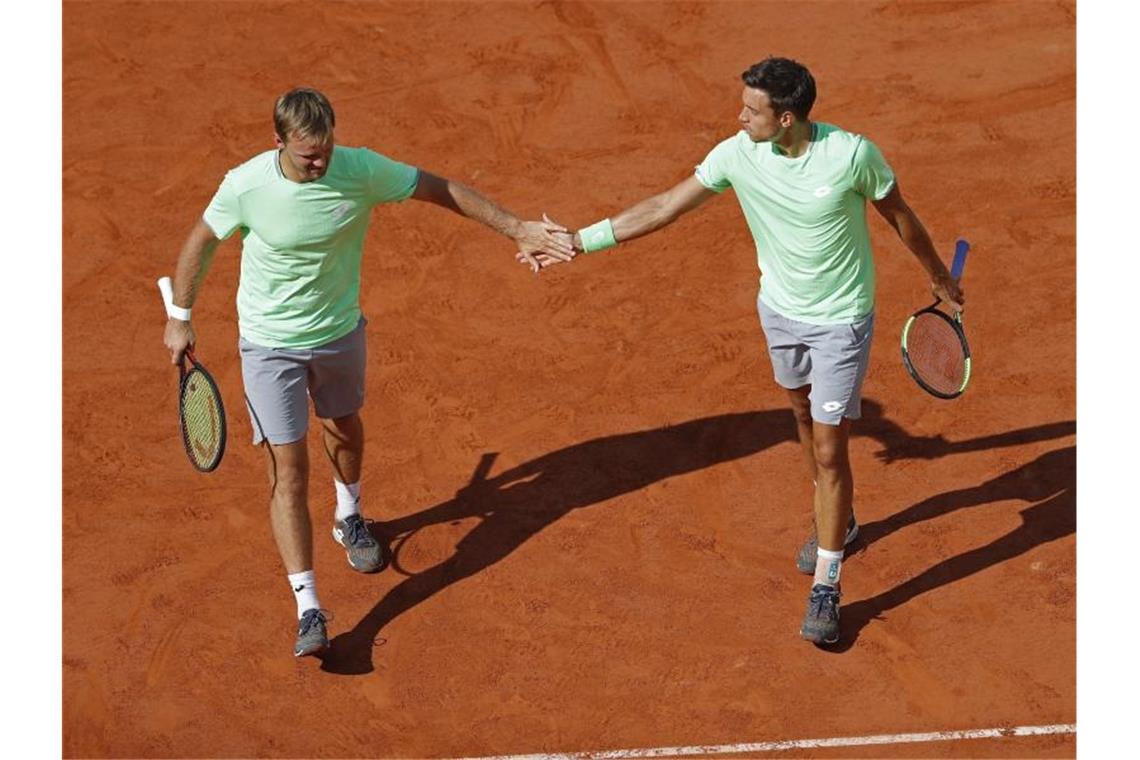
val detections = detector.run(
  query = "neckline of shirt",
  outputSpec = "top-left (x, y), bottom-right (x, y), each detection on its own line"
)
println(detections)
top-left (768, 122), bottom-right (817, 163)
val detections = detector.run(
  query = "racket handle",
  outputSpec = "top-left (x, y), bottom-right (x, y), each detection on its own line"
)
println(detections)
top-left (950, 239), bottom-right (969, 281)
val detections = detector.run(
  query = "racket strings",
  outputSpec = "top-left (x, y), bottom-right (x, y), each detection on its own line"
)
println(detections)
top-left (905, 313), bottom-right (967, 394)
top-left (181, 369), bottom-right (223, 468)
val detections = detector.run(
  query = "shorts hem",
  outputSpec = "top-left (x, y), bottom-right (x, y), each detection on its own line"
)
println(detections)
top-left (252, 429), bottom-right (308, 447)
top-left (810, 410), bottom-right (862, 426)
top-left (773, 375), bottom-right (810, 391)
top-left (314, 402), bottom-right (364, 421)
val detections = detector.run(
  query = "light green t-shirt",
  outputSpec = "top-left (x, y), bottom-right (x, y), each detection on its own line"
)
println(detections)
top-left (203, 146), bottom-right (419, 348)
top-left (694, 123), bottom-right (895, 324)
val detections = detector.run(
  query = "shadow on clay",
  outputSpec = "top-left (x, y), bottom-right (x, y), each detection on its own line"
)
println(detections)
top-left (319, 400), bottom-right (1075, 673)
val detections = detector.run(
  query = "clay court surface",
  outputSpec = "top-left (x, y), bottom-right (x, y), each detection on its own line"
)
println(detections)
top-left (63, 1), bottom-right (1075, 757)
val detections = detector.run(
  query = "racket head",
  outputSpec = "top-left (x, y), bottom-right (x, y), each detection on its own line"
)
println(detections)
top-left (178, 352), bottom-right (226, 472)
top-left (900, 307), bottom-right (972, 399)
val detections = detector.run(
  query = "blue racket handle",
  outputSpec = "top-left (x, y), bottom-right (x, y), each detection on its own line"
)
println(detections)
top-left (950, 239), bottom-right (969, 281)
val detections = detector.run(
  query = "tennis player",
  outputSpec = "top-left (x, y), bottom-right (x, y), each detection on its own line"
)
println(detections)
top-left (529, 57), bottom-right (964, 645)
top-left (162, 87), bottom-right (574, 657)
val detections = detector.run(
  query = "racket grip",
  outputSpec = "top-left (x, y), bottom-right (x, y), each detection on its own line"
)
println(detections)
top-left (950, 239), bottom-right (969, 281)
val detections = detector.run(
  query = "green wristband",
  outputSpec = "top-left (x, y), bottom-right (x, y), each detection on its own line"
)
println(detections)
top-left (579, 218), bottom-right (617, 252)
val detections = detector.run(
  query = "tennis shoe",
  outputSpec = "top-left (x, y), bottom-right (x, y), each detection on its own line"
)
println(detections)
top-left (800, 583), bottom-right (841, 645)
top-left (332, 513), bottom-right (385, 573)
top-left (294, 608), bottom-right (330, 657)
top-left (795, 514), bottom-right (859, 574)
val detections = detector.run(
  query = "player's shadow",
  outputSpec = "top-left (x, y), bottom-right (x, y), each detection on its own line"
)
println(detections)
top-left (319, 402), bottom-right (1074, 674)
top-left (829, 445), bottom-right (1076, 652)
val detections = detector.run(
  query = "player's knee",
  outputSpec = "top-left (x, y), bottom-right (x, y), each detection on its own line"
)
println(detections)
top-left (813, 436), bottom-right (849, 472)
top-left (272, 464), bottom-right (308, 495)
top-left (267, 444), bottom-right (310, 495)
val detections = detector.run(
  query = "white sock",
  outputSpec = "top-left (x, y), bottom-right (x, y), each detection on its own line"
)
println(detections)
top-left (288, 570), bottom-right (321, 618)
top-left (814, 547), bottom-right (843, 588)
top-left (334, 480), bottom-right (361, 521)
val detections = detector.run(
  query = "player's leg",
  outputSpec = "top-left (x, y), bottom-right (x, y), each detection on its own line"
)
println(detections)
top-left (806, 309), bottom-right (874, 558)
top-left (812, 418), bottom-right (854, 554)
top-left (319, 412), bottom-right (363, 487)
top-left (798, 310), bottom-right (874, 645)
top-left (790, 381), bottom-right (859, 576)
top-left (800, 420), bottom-right (853, 647)
top-left (758, 298), bottom-right (835, 572)
top-left (319, 409), bottom-right (364, 520)
top-left (265, 438), bottom-right (314, 575)
top-left (263, 438), bottom-right (330, 657)
top-left (786, 384), bottom-right (817, 482)
top-left (240, 337), bottom-right (329, 657)
top-left (319, 412), bottom-right (385, 572)
top-left (310, 318), bottom-right (385, 573)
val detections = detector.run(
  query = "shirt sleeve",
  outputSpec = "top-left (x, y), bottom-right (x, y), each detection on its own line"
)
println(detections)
top-left (693, 134), bottom-right (738, 193)
top-left (851, 137), bottom-right (896, 201)
top-left (202, 171), bottom-right (243, 239)
top-left (364, 149), bottom-right (420, 203)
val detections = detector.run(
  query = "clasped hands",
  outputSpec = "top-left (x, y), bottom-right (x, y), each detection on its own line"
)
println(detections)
top-left (513, 213), bottom-right (580, 273)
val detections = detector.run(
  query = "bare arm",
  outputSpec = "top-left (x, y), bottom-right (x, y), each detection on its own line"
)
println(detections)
top-left (163, 218), bottom-right (221, 364)
top-left (871, 183), bottom-right (964, 311)
top-left (520, 174), bottom-right (717, 269)
top-left (411, 170), bottom-right (574, 271)
top-left (574, 175), bottom-right (717, 251)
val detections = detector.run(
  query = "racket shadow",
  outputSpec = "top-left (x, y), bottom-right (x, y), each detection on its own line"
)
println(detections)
top-left (848, 417), bottom-right (1076, 551)
top-left (827, 445), bottom-right (1076, 653)
top-left (865, 419), bottom-right (1077, 466)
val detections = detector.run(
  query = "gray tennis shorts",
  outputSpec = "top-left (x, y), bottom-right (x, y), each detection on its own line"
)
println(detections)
top-left (239, 317), bottom-right (367, 445)
top-left (757, 296), bottom-right (874, 426)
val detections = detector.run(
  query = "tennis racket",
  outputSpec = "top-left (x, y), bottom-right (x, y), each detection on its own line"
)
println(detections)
top-left (900, 239), bottom-right (972, 400)
top-left (158, 276), bottom-right (227, 472)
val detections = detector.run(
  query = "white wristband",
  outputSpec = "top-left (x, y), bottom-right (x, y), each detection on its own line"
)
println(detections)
top-left (157, 276), bottom-right (192, 321)
top-left (166, 303), bottom-right (192, 321)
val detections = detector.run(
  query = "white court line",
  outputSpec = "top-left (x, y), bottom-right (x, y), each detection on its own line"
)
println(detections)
top-left (456, 723), bottom-right (1076, 760)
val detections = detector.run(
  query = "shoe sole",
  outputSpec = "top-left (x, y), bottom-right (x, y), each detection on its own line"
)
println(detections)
top-left (800, 628), bottom-right (840, 645)
top-left (294, 642), bottom-right (329, 657)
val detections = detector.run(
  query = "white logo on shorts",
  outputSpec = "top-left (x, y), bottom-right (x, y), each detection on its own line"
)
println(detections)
top-left (822, 401), bottom-right (843, 413)
top-left (813, 186), bottom-right (832, 198)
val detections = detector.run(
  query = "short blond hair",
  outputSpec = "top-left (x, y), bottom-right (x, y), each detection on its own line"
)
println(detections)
top-left (273, 88), bottom-right (336, 143)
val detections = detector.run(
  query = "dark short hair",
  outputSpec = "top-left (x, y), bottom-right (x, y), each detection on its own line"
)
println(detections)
top-left (274, 88), bottom-right (336, 143)
top-left (741, 57), bottom-right (816, 120)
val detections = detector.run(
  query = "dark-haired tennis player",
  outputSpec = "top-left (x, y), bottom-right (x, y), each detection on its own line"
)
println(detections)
top-left (162, 88), bottom-right (574, 658)
top-left (530, 57), bottom-right (964, 645)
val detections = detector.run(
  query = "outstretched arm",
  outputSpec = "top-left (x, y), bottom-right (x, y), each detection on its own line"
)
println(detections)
top-left (411, 170), bottom-right (574, 272)
top-left (872, 184), bottom-right (964, 311)
top-left (581, 175), bottom-right (717, 250)
top-left (163, 218), bottom-right (221, 365)
top-left (521, 175), bottom-right (717, 269)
